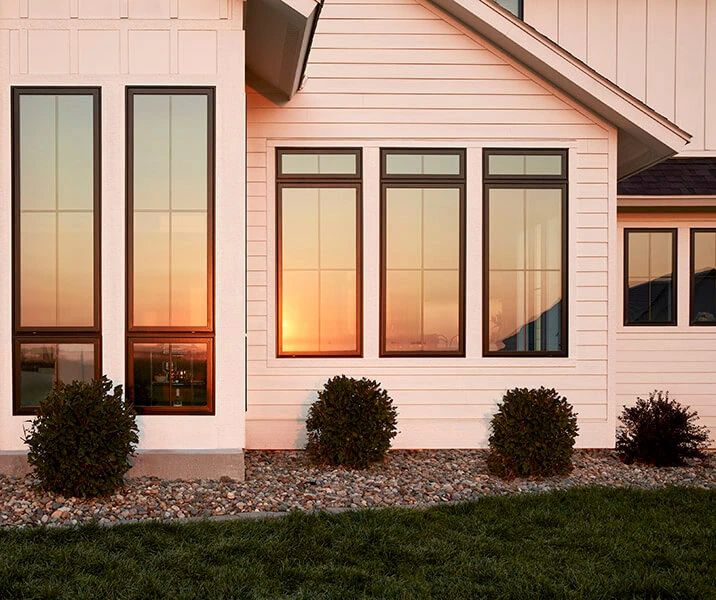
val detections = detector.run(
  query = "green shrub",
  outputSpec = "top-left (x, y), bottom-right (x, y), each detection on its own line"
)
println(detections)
top-left (23, 377), bottom-right (139, 497)
top-left (616, 391), bottom-right (710, 467)
top-left (306, 376), bottom-right (398, 469)
top-left (487, 387), bottom-right (579, 478)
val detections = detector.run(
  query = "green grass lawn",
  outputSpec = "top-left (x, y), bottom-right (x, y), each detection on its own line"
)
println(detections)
top-left (0, 487), bottom-right (713, 600)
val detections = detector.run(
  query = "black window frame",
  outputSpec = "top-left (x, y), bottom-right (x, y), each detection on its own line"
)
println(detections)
top-left (690, 228), bottom-right (716, 327)
top-left (379, 148), bottom-right (467, 358)
top-left (623, 227), bottom-right (678, 327)
top-left (11, 86), bottom-right (102, 415)
top-left (275, 147), bottom-right (363, 358)
top-left (482, 148), bottom-right (569, 358)
top-left (125, 86), bottom-right (216, 415)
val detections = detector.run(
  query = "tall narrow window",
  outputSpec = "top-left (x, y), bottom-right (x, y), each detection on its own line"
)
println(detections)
top-left (691, 229), bottom-right (716, 325)
top-left (127, 87), bottom-right (215, 414)
top-left (624, 229), bottom-right (676, 326)
top-left (277, 148), bottom-right (362, 357)
top-left (12, 88), bottom-right (101, 414)
top-left (484, 149), bottom-right (567, 356)
top-left (380, 149), bottom-right (465, 356)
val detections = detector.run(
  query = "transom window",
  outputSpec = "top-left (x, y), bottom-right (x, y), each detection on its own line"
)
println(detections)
top-left (483, 149), bottom-right (568, 356)
top-left (624, 229), bottom-right (677, 326)
top-left (11, 87), bottom-right (101, 414)
top-left (126, 87), bottom-right (215, 413)
top-left (690, 229), bottom-right (716, 325)
top-left (380, 149), bottom-right (466, 356)
top-left (276, 148), bottom-right (362, 357)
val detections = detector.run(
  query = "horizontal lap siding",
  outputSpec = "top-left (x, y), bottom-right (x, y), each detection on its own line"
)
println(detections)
top-left (617, 214), bottom-right (716, 447)
top-left (246, 0), bottom-right (613, 449)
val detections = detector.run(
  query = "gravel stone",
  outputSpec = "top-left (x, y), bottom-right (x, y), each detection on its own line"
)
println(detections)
top-left (0, 449), bottom-right (712, 528)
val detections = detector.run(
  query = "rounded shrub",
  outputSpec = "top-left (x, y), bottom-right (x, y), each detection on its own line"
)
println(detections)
top-left (487, 387), bottom-right (579, 478)
top-left (306, 375), bottom-right (398, 469)
top-left (23, 377), bottom-right (139, 497)
top-left (616, 391), bottom-right (710, 467)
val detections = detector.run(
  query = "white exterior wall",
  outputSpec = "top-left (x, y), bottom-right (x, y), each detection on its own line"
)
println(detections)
top-left (245, 0), bottom-right (619, 450)
top-left (0, 0), bottom-right (246, 454)
top-left (617, 212), bottom-right (716, 446)
top-left (524, 0), bottom-right (716, 155)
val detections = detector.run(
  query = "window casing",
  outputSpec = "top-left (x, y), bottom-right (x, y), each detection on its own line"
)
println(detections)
top-left (11, 87), bottom-right (102, 415)
top-left (276, 148), bottom-right (362, 357)
top-left (624, 228), bottom-right (677, 326)
top-left (483, 149), bottom-right (568, 357)
top-left (380, 149), bottom-right (466, 357)
top-left (126, 87), bottom-right (215, 414)
top-left (690, 228), bottom-right (716, 326)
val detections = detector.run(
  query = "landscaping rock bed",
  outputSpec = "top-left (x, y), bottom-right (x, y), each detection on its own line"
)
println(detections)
top-left (0, 449), bottom-right (713, 528)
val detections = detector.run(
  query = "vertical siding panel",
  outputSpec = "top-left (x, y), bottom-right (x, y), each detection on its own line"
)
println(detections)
top-left (587, 0), bottom-right (617, 83)
top-left (557, 0), bottom-right (587, 60)
top-left (616, 0), bottom-right (647, 100)
top-left (645, 0), bottom-right (677, 120)
top-left (675, 0), bottom-right (706, 150)
top-left (524, 0), bottom-right (559, 41)
top-left (706, 0), bottom-right (716, 149)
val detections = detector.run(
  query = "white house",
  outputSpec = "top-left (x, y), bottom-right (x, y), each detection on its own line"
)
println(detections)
top-left (0, 0), bottom-right (714, 480)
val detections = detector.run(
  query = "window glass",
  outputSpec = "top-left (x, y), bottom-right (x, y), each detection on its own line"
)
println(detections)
top-left (280, 152), bottom-right (358, 176)
top-left (18, 342), bottom-right (96, 409)
top-left (380, 149), bottom-right (465, 356)
top-left (18, 93), bottom-right (95, 327)
top-left (691, 230), bottom-right (716, 324)
top-left (487, 187), bottom-right (564, 353)
top-left (13, 88), bottom-right (101, 414)
top-left (625, 230), bottom-right (675, 325)
top-left (131, 341), bottom-right (209, 408)
top-left (487, 153), bottom-right (563, 177)
top-left (131, 93), bottom-right (209, 328)
top-left (279, 186), bottom-right (360, 355)
top-left (384, 187), bottom-right (462, 353)
top-left (494, 0), bottom-right (522, 18)
top-left (385, 152), bottom-right (462, 176)
top-left (127, 88), bottom-right (215, 414)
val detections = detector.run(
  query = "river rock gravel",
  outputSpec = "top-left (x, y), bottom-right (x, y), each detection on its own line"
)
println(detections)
top-left (0, 449), bottom-right (713, 528)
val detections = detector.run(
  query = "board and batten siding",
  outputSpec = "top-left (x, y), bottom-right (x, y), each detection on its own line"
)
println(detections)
top-left (245, 0), bottom-right (618, 449)
top-left (0, 0), bottom-right (246, 453)
top-left (617, 213), bottom-right (716, 447)
top-left (524, 0), bottom-right (716, 155)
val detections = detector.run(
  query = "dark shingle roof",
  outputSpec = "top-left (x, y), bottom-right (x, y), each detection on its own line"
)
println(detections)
top-left (618, 158), bottom-right (716, 196)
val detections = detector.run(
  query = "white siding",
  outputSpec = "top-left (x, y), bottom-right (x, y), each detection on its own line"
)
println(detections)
top-left (246, 0), bottom-right (617, 449)
top-left (0, 0), bottom-right (246, 453)
top-left (617, 213), bottom-right (716, 447)
top-left (524, 0), bottom-right (716, 155)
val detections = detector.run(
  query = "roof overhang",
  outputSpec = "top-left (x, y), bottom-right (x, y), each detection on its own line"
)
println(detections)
top-left (245, 0), bottom-right (322, 101)
top-left (426, 0), bottom-right (692, 179)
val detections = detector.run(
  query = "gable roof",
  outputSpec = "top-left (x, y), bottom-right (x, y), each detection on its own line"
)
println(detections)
top-left (426, 0), bottom-right (691, 179)
top-left (618, 158), bottom-right (716, 197)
